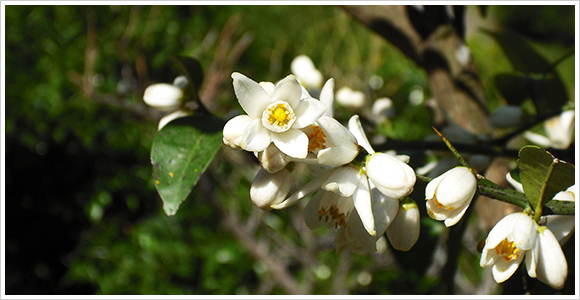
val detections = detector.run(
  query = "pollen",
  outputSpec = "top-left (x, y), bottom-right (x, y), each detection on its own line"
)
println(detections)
top-left (307, 126), bottom-right (327, 152)
top-left (263, 101), bottom-right (296, 132)
top-left (495, 238), bottom-right (520, 262)
top-left (318, 205), bottom-right (348, 229)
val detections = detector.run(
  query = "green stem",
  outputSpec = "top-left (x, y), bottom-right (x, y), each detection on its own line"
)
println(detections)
top-left (476, 176), bottom-right (531, 211)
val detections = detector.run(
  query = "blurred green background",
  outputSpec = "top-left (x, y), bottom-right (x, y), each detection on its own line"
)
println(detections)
top-left (4, 5), bottom-right (575, 295)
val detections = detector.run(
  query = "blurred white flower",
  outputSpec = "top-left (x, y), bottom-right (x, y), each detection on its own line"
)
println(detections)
top-left (480, 212), bottom-right (539, 284)
top-left (489, 105), bottom-right (525, 128)
top-left (408, 85), bottom-right (424, 106)
top-left (143, 83), bottom-right (184, 112)
top-left (227, 72), bottom-right (326, 158)
top-left (524, 110), bottom-right (575, 149)
top-left (290, 55), bottom-right (323, 90)
top-left (157, 108), bottom-right (192, 131)
top-left (371, 97), bottom-right (395, 122)
top-left (425, 167), bottom-right (477, 227)
top-left (336, 86), bottom-right (365, 110)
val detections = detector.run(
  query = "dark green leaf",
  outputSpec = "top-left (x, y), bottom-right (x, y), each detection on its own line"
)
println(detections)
top-left (495, 73), bottom-right (529, 106)
top-left (518, 146), bottom-right (575, 212)
top-left (173, 55), bottom-right (204, 101)
top-left (151, 115), bottom-right (224, 216)
top-left (483, 30), bottom-right (551, 73)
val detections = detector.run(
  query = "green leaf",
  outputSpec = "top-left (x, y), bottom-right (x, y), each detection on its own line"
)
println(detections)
top-left (151, 115), bottom-right (224, 216)
top-left (484, 30), bottom-right (569, 113)
top-left (173, 55), bottom-right (204, 101)
top-left (518, 146), bottom-right (575, 212)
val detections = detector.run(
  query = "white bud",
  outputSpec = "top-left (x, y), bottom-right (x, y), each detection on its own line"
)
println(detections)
top-left (143, 83), bottom-right (184, 112)
top-left (223, 115), bottom-right (253, 150)
top-left (336, 86), bottom-right (365, 110)
top-left (250, 167), bottom-right (293, 210)
top-left (371, 97), bottom-right (395, 122)
top-left (386, 199), bottom-right (420, 251)
top-left (158, 108), bottom-right (192, 131)
top-left (366, 152), bottom-right (416, 199)
top-left (425, 167), bottom-right (476, 227)
top-left (256, 143), bottom-right (291, 173)
top-left (291, 55), bottom-right (323, 90)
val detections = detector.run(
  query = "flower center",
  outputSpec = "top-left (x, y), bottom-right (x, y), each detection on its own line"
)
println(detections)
top-left (262, 101), bottom-right (296, 133)
top-left (317, 195), bottom-right (354, 229)
top-left (495, 238), bottom-right (520, 262)
top-left (307, 126), bottom-right (327, 152)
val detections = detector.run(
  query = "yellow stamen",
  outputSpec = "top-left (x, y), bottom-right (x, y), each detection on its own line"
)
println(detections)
top-left (495, 238), bottom-right (520, 262)
top-left (307, 126), bottom-right (327, 152)
top-left (268, 103), bottom-right (292, 126)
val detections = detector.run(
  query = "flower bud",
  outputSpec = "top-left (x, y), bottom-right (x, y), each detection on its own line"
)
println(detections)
top-left (250, 166), bottom-right (294, 210)
top-left (386, 198), bottom-right (420, 251)
top-left (336, 86), bottom-right (365, 110)
top-left (143, 83), bottom-right (184, 112)
top-left (256, 143), bottom-right (291, 173)
top-left (425, 167), bottom-right (476, 227)
top-left (291, 55), bottom-right (323, 90)
top-left (223, 115), bottom-right (253, 150)
top-left (366, 152), bottom-right (416, 199)
top-left (371, 97), bottom-right (395, 122)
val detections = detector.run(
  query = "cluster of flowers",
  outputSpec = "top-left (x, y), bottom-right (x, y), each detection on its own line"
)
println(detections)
top-left (219, 70), bottom-right (574, 290)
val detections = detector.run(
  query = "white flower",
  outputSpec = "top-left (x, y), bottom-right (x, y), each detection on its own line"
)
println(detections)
top-left (290, 55), bottom-right (323, 90)
top-left (250, 165), bottom-right (294, 210)
top-left (228, 72), bottom-right (326, 159)
top-left (143, 80), bottom-right (185, 112)
top-left (480, 212), bottom-right (539, 284)
top-left (157, 108), bottom-right (192, 131)
top-left (303, 79), bottom-right (360, 167)
top-left (524, 110), bottom-right (575, 149)
top-left (336, 86), bottom-right (365, 110)
top-left (425, 167), bottom-right (477, 227)
top-left (386, 198), bottom-right (421, 251)
top-left (273, 115), bottom-right (416, 237)
top-left (489, 105), bottom-right (525, 128)
top-left (535, 225), bottom-right (568, 289)
top-left (255, 143), bottom-right (292, 173)
top-left (371, 98), bottom-right (395, 122)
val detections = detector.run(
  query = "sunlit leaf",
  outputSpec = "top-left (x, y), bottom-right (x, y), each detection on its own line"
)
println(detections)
top-left (151, 115), bottom-right (224, 216)
top-left (518, 146), bottom-right (575, 211)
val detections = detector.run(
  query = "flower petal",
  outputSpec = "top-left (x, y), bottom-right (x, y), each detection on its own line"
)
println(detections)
top-left (272, 128), bottom-right (309, 159)
top-left (241, 118), bottom-right (271, 152)
top-left (271, 168), bottom-right (335, 209)
top-left (545, 215), bottom-right (575, 245)
top-left (367, 152), bottom-right (416, 199)
top-left (347, 115), bottom-right (375, 154)
top-left (223, 115), bottom-right (253, 150)
top-left (443, 200), bottom-right (470, 227)
top-left (513, 213), bottom-right (537, 251)
top-left (271, 75), bottom-right (303, 108)
top-left (232, 72), bottom-right (272, 118)
top-left (386, 199), bottom-right (420, 251)
top-left (485, 213), bottom-right (519, 250)
top-left (303, 191), bottom-right (326, 229)
top-left (352, 175), bottom-right (375, 236)
top-left (321, 165), bottom-right (360, 197)
top-left (348, 211), bottom-right (377, 253)
top-left (491, 254), bottom-right (524, 283)
top-left (525, 236), bottom-right (539, 279)
top-left (250, 168), bottom-right (293, 210)
top-left (371, 187), bottom-right (400, 236)
top-left (319, 79), bottom-right (335, 117)
top-left (535, 226), bottom-right (568, 289)
top-left (292, 98), bottom-right (327, 128)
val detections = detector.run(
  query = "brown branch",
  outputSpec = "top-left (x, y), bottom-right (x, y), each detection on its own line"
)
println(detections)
top-left (342, 5), bottom-right (493, 136)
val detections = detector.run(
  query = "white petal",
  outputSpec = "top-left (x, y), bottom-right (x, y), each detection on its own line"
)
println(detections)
top-left (317, 116), bottom-right (357, 145)
top-left (536, 227), bottom-right (568, 289)
top-left (505, 172), bottom-right (524, 193)
top-left (425, 173), bottom-right (445, 200)
top-left (348, 115), bottom-right (375, 154)
top-left (443, 200), bottom-right (470, 227)
top-left (319, 79), bottom-right (335, 117)
top-left (425, 197), bottom-right (451, 221)
top-left (430, 167), bottom-right (476, 209)
top-left (525, 237), bottom-right (539, 279)
top-left (158, 108), bottom-right (192, 131)
top-left (271, 75), bottom-right (303, 108)
top-left (223, 115), bottom-right (253, 150)
top-left (347, 211), bottom-right (377, 253)
top-left (241, 118), bottom-right (271, 152)
top-left (303, 191), bottom-right (326, 229)
top-left (143, 83), bottom-right (184, 112)
top-left (484, 213), bottom-right (519, 250)
top-left (259, 81), bottom-right (275, 95)
top-left (232, 72), bottom-right (272, 118)
top-left (386, 199), bottom-right (420, 251)
top-left (367, 153), bottom-right (416, 199)
top-left (513, 213), bottom-right (537, 251)
top-left (292, 98), bottom-right (327, 128)
top-left (491, 254), bottom-right (524, 283)
top-left (271, 168), bottom-right (335, 209)
top-left (317, 145), bottom-right (359, 167)
top-left (352, 175), bottom-right (375, 236)
top-left (523, 131), bottom-right (552, 148)
top-left (272, 129), bottom-right (309, 159)
top-left (321, 165), bottom-right (360, 197)
top-left (545, 215), bottom-right (575, 245)
top-left (371, 188), bottom-right (400, 236)
top-left (480, 248), bottom-right (499, 268)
